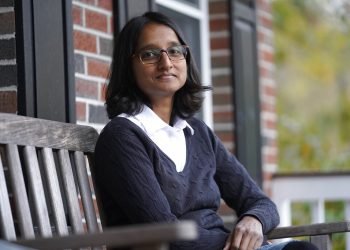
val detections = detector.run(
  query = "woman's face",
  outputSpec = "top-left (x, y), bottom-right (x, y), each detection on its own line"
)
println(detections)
top-left (132, 23), bottom-right (187, 104)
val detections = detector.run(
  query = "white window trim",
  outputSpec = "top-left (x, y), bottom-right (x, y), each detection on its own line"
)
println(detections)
top-left (156, 0), bottom-right (213, 128)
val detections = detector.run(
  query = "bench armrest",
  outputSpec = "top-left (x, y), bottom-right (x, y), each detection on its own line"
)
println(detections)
top-left (14, 221), bottom-right (198, 250)
top-left (267, 221), bottom-right (350, 239)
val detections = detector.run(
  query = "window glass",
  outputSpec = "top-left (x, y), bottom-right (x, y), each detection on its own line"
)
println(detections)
top-left (178, 0), bottom-right (199, 8)
top-left (273, 0), bottom-right (350, 172)
top-left (157, 6), bottom-right (201, 73)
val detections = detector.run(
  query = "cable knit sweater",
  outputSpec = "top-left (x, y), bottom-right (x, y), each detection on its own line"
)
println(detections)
top-left (94, 117), bottom-right (280, 250)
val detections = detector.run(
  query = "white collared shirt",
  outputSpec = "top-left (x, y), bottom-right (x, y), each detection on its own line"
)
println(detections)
top-left (119, 106), bottom-right (194, 172)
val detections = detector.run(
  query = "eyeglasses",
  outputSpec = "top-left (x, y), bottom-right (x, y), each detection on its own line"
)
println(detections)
top-left (133, 45), bottom-right (188, 65)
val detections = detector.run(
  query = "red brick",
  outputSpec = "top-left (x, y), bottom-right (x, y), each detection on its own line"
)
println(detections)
top-left (263, 171), bottom-right (274, 181)
top-left (262, 84), bottom-right (276, 97)
top-left (209, 1), bottom-right (229, 14)
top-left (211, 37), bottom-right (230, 50)
top-left (211, 55), bottom-right (231, 68)
top-left (213, 92), bottom-right (232, 105)
top-left (263, 172), bottom-right (274, 195)
top-left (0, 91), bottom-right (17, 113)
top-left (215, 131), bottom-right (234, 143)
top-left (76, 101), bottom-right (86, 121)
top-left (259, 66), bottom-right (273, 78)
top-left (109, 15), bottom-right (114, 34)
top-left (214, 111), bottom-right (233, 123)
top-left (87, 58), bottom-right (110, 78)
top-left (263, 118), bottom-right (276, 130)
top-left (264, 151), bottom-right (277, 164)
top-left (260, 49), bottom-right (274, 62)
top-left (74, 30), bottom-right (97, 53)
top-left (86, 10), bottom-right (108, 32)
top-left (210, 18), bottom-right (229, 31)
top-left (72, 5), bottom-right (83, 26)
top-left (256, 0), bottom-right (272, 13)
top-left (0, 12), bottom-right (15, 33)
top-left (261, 100), bottom-right (275, 113)
top-left (98, 0), bottom-right (112, 10)
top-left (270, 140), bottom-right (277, 148)
top-left (212, 75), bottom-right (232, 87)
top-left (75, 78), bottom-right (99, 99)
top-left (258, 15), bottom-right (272, 28)
top-left (257, 30), bottom-right (272, 46)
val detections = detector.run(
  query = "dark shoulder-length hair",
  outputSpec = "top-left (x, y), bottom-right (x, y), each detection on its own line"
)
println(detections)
top-left (105, 11), bottom-right (211, 120)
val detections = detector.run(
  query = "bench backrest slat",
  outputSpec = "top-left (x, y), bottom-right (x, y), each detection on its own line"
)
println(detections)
top-left (74, 151), bottom-right (99, 233)
top-left (40, 147), bottom-right (69, 236)
top-left (6, 144), bottom-right (35, 239)
top-left (23, 146), bottom-right (52, 237)
top-left (57, 149), bottom-right (85, 234)
top-left (0, 154), bottom-right (16, 240)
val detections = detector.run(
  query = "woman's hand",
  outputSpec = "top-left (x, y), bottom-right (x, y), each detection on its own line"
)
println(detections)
top-left (223, 215), bottom-right (263, 250)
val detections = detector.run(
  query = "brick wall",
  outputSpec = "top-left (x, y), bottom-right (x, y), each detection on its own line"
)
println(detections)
top-left (209, 0), bottom-right (236, 223)
top-left (0, 0), bottom-right (17, 114)
top-left (208, 0), bottom-right (276, 193)
top-left (209, 0), bottom-right (234, 153)
top-left (72, 0), bottom-right (113, 131)
top-left (256, 0), bottom-right (277, 195)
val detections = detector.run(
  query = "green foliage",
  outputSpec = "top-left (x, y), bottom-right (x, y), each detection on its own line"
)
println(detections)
top-left (325, 201), bottom-right (346, 249)
top-left (272, 0), bottom-right (350, 173)
top-left (272, 3), bottom-right (349, 248)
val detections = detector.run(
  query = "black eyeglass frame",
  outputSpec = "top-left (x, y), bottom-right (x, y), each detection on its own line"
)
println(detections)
top-left (132, 45), bottom-right (189, 65)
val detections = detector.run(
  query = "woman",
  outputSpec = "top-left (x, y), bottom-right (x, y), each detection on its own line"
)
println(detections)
top-left (95, 11), bottom-right (317, 250)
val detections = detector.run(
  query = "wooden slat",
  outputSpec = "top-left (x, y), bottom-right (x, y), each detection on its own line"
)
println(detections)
top-left (57, 149), bottom-right (84, 234)
top-left (15, 221), bottom-right (197, 250)
top-left (6, 144), bottom-right (35, 239)
top-left (267, 221), bottom-right (350, 239)
top-left (0, 153), bottom-right (16, 240)
top-left (0, 113), bottom-right (98, 152)
top-left (310, 235), bottom-right (332, 250)
top-left (40, 148), bottom-right (68, 236)
top-left (23, 146), bottom-right (52, 237)
top-left (74, 151), bottom-right (99, 233)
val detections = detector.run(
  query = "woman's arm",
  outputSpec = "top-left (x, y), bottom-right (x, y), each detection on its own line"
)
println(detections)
top-left (208, 129), bottom-right (278, 249)
top-left (212, 133), bottom-right (279, 233)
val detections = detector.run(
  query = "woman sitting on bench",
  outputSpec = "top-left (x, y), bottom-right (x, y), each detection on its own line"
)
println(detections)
top-left (95, 11), bottom-right (317, 250)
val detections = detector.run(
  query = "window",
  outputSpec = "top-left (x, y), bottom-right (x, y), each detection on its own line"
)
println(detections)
top-left (156, 0), bottom-right (213, 127)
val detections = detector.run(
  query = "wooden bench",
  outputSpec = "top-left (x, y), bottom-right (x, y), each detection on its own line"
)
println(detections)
top-left (0, 113), bottom-right (197, 250)
top-left (0, 113), bottom-right (349, 250)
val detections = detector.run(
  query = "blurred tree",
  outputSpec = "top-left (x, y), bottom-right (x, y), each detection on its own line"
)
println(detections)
top-left (272, 0), bottom-right (350, 172)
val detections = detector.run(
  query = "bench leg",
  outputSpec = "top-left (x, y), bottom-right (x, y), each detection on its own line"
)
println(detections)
top-left (310, 235), bottom-right (331, 250)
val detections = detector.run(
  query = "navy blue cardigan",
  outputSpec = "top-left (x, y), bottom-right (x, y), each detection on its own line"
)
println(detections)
top-left (94, 117), bottom-right (279, 249)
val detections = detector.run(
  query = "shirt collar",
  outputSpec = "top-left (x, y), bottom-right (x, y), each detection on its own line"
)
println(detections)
top-left (134, 105), bottom-right (194, 136)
